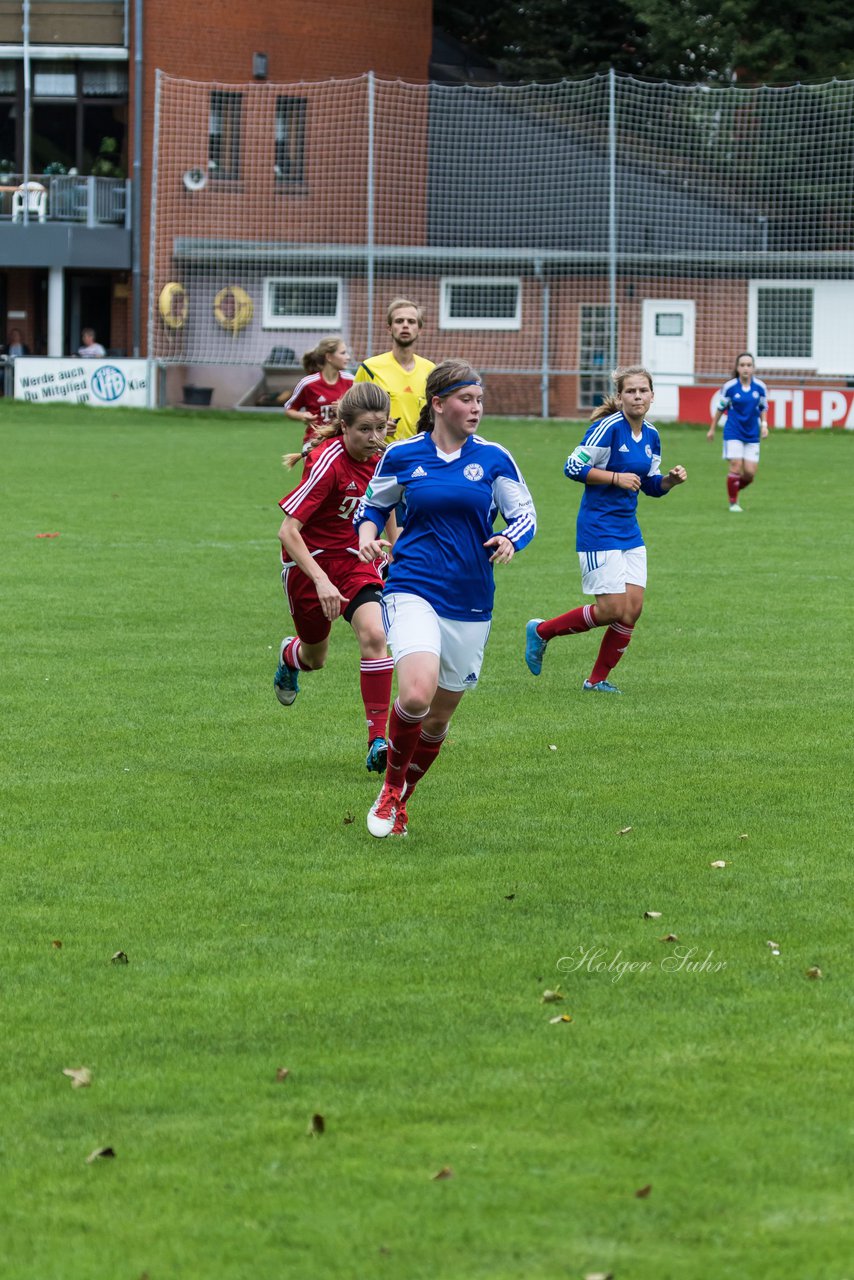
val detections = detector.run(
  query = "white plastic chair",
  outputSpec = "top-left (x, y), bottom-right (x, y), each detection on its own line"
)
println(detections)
top-left (11, 182), bottom-right (47, 223)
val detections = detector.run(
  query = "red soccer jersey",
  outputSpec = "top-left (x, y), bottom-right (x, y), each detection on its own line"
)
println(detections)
top-left (285, 371), bottom-right (355, 443)
top-left (278, 438), bottom-right (378, 559)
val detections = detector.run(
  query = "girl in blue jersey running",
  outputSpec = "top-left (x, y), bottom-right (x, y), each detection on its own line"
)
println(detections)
top-left (355, 359), bottom-right (536, 838)
top-left (525, 365), bottom-right (686, 694)
top-left (706, 352), bottom-right (769, 512)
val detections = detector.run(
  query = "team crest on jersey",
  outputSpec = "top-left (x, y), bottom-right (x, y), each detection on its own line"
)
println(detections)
top-left (411, 465), bottom-right (427, 478)
top-left (463, 463), bottom-right (484, 482)
top-left (645, 444), bottom-right (652, 457)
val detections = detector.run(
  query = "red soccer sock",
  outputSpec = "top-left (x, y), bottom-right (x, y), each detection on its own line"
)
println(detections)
top-left (727, 474), bottom-right (741, 504)
top-left (589, 622), bottom-right (634, 685)
top-left (737, 473), bottom-right (754, 490)
top-left (538, 604), bottom-right (599, 642)
top-left (404, 726), bottom-right (448, 797)
top-left (385, 699), bottom-right (428, 791)
top-left (360, 657), bottom-right (394, 743)
top-left (283, 637), bottom-right (305, 670)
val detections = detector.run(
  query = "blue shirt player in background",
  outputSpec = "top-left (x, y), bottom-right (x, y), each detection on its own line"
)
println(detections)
top-left (525, 365), bottom-right (686, 694)
top-left (707, 352), bottom-right (768, 512)
top-left (356, 359), bottom-right (536, 838)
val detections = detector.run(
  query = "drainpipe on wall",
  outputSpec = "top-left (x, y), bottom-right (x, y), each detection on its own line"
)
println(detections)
top-left (22, 0), bottom-right (31, 224)
top-left (132, 0), bottom-right (143, 355)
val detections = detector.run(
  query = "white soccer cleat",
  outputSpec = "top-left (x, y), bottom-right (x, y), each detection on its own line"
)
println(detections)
top-left (729, 503), bottom-right (743, 513)
top-left (367, 781), bottom-right (403, 838)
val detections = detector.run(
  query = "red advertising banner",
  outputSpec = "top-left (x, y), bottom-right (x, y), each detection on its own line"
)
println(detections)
top-left (678, 386), bottom-right (854, 430)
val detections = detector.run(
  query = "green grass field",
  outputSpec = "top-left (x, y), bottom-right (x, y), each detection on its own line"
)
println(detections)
top-left (2, 400), bottom-right (852, 1280)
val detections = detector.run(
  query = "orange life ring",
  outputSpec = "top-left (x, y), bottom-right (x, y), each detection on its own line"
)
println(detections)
top-left (214, 285), bottom-right (253, 335)
top-left (158, 282), bottom-right (188, 329)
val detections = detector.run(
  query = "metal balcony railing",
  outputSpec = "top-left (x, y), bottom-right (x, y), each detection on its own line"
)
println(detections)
top-left (0, 175), bottom-right (130, 228)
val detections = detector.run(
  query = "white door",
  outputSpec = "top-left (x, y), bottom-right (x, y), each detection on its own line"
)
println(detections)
top-left (641, 300), bottom-right (695, 385)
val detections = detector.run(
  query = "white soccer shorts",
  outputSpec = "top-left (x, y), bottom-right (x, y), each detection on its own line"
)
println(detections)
top-left (723, 439), bottom-right (760, 462)
top-left (578, 546), bottom-right (647, 596)
top-left (381, 591), bottom-right (491, 692)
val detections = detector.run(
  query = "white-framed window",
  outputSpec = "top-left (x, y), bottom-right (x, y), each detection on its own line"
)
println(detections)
top-left (579, 304), bottom-right (617, 408)
top-left (275, 97), bottom-right (307, 186)
top-left (439, 277), bottom-right (521, 330)
top-left (262, 277), bottom-right (343, 329)
top-left (209, 90), bottom-right (243, 181)
top-left (748, 282), bottom-right (815, 369)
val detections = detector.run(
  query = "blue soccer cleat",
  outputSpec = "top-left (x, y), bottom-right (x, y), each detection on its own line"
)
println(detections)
top-left (273, 637), bottom-right (300, 705)
top-left (525, 618), bottom-right (547, 675)
top-left (365, 736), bottom-right (388, 773)
top-left (582, 679), bottom-right (622, 694)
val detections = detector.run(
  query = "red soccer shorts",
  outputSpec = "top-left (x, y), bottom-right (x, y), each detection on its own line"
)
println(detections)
top-left (281, 552), bottom-right (384, 644)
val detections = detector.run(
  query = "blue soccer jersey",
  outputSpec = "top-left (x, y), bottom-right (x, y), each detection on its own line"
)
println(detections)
top-left (718, 378), bottom-right (768, 442)
top-left (564, 411), bottom-right (670, 552)
top-left (354, 432), bottom-right (536, 621)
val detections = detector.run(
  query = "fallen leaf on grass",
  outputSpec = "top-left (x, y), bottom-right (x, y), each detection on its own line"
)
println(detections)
top-left (541, 987), bottom-right (563, 1003)
top-left (342, 812), bottom-right (355, 825)
top-left (618, 826), bottom-right (633, 835)
top-left (805, 966), bottom-right (823, 980)
top-left (308, 1113), bottom-right (325, 1136)
top-left (275, 1068), bottom-right (290, 1083)
top-left (549, 1013), bottom-right (573, 1024)
top-left (643, 911), bottom-right (662, 920)
top-left (710, 860), bottom-right (727, 868)
top-left (738, 833), bottom-right (749, 840)
top-left (35, 531), bottom-right (61, 539)
top-left (635, 1183), bottom-right (652, 1198)
top-left (86, 1147), bottom-right (115, 1163)
top-left (51, 940), bottom-right (62, 949)
top-left (660, 934), bottom-right (679, 943)
top-left (766, 940), bottom-right (781, 956)
top-left (503, 892), bottom-right (516, 901)
top-left (110, 951), bottom-right (129, 964)
top-left (548, 744), bottom-right (557, 751)
top-left (63, 1067), bottom-right (92, 1089)
top-left (432, 1166), bottom-right (453, 1180)
top-left (584, 1273), bottom-right (614, 1280)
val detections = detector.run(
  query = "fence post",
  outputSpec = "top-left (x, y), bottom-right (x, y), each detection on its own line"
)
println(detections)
top-left (536, 257), bottom-right (549, 419)
top-left (608, 68), bottom-right (617, 373)
top-left (366, 71), bottom-right (375, 356)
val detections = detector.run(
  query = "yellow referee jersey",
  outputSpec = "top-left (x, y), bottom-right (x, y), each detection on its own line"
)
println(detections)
top-left (354, 351), bottom-right (435, 440)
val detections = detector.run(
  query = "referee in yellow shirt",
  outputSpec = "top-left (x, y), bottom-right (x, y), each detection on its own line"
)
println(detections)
top-left (355, 298), bottom-right (435, 441)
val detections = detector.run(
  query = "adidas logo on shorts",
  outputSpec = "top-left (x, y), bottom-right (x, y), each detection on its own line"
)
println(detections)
top-left (463, 672), bottom-right (478, 685)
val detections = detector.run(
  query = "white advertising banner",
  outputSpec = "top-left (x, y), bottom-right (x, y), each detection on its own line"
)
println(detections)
top-left (14, 358), bottom-right (152, 408)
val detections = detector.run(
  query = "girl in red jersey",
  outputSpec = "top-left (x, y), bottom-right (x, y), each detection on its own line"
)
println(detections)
top-left (273, 382), bottom-right (395, 774)
top-left (283, 336), bottom-right (355, 446)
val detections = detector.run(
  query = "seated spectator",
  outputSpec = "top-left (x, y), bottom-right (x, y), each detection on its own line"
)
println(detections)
top-left (3, 328), bottom-right (30, 358)
top-left (78, 327), bottom-right (106, 358)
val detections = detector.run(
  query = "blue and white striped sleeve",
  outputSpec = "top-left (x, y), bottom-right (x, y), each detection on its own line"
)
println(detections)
top-left (493, 471), bottom-right (536, 552)
top-left (640, 432), bottom-right (667, 497)
top-left (353, 450), bottom-right (403, 533)
top-left (565, 421), bottom-right (613, 483)
top-left (717, 379), bottom-right (735, 412)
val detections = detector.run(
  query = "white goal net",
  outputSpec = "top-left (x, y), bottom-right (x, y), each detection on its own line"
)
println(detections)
top-left (149, 71), bottom-right (854, 417)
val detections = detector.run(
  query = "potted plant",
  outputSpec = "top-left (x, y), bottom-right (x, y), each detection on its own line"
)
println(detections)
top-left (91, 137), bottom-right (124, 179)
top-left (43, 161), bottom-right (68, 176)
